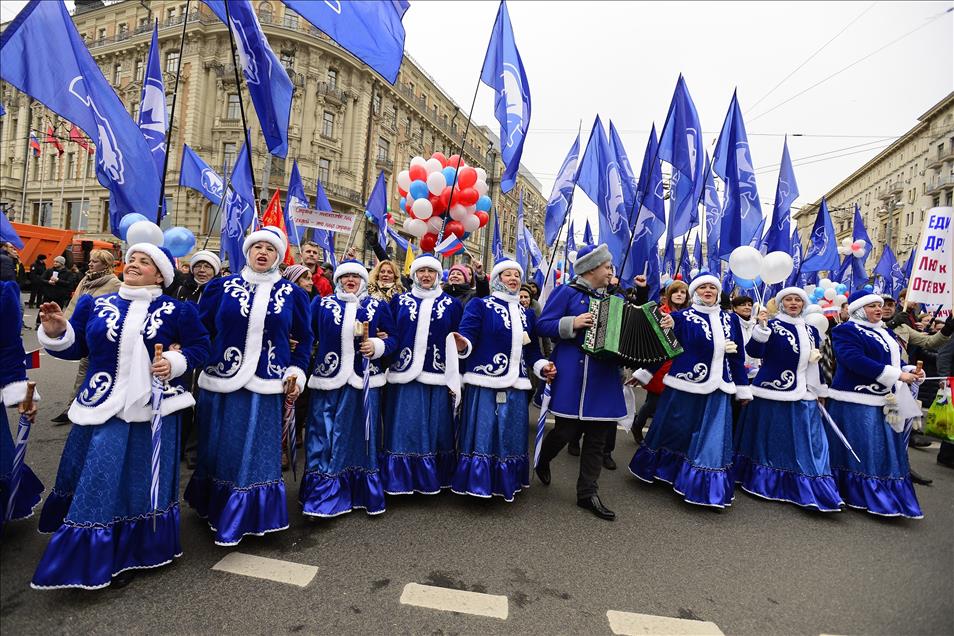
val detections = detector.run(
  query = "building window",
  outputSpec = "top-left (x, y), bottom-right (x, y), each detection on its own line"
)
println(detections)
top-left (36, 200), bottom-right (52, 227)
top-left (135, 59), bottom-right (144, 81)
top-left (269, 155), bottom-right (285, 179)
top-left (372, 92), bottom-right (381, 115)
top-left (101, 200), bottom-right (110, 233)
top-left (318, 158), bottom-right (331, 184)
top-left (404, 117), bottom-right (411, 134)
top-left (280, 52), bottom-right (295, 71)
top-left (933, 196), bottom-right (941, 208)
top-left (947, 191), bottom-right (953, 207)
top-left (377, 137), bottom-right (390, 162)
top-left (97, 27), bottom-right (106, 40)
top-left (112, 63), bottom-right (122, 84)
top-left (48, 158), bottom-right (57, 180)
top-left (85, 154), bottom-right (94, 178)
top-left (223, 142), bottom-right (237, 171)
top-left (226, 94), bottom-right (241, 119)
top-left (322, 111), bottom-right (335, 137)
top-left (165, 51), bottom-right (180, 73)
top-left (139, 16), bottom-right (149, 27)
top-left (118, 23), bottom-right (128, 37)
top-left (166, 7), bottom-right (176, 21)
top-left (67, 200), bottom-right (89, 231)
top-left (327, 68), bottom-right (337, 88)
top-left (282, 11), bottom-right (298, 29)
top-left (258, 2), bottom-right (273, 22)
top-left (65, 153), bottom-right (76, 179)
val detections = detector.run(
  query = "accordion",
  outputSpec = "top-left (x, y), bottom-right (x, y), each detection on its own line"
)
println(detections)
top-left (581, 296), bottom-right (683, 367)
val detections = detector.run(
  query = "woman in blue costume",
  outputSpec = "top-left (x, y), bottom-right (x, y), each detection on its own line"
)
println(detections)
top-left (629, 274), bottom-right (752, 508)
top-left (824, 290), bottom-right (925, 518)
top-left (33, 230), bottom-right (209, 589)
top-left (300, 259), bottom-right (396, 517)
top-left (185, 227), bottom-right (313, 545)
top-left (382, 253), bottom-right (463, 495)
top-left (0, 278), bottom-right (43, 531)
top-left (733, 287), bottom-right (843, 512)
top-left (450, 259), bottom-right (555, 502)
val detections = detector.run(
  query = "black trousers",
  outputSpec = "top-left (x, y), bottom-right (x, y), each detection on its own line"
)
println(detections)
top-left (632, 392), bottom-right (660, 439)
top-left (538, 417), bottom-right (615, 498)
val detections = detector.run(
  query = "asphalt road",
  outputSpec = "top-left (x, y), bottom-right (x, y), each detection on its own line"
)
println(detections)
top-left (2, 312), bottom-right (952, 635)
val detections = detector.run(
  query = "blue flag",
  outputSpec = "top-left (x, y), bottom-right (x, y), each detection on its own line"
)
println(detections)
top-left (566, 219), bottom-right (577, 252)
top-left (702, 153), bottom-right (722, 274)
top-left (677, 234), bottom-right (691, 277)
top-left (314, 180), bottom-right (337, 267)
top-left (714, 90), bottom-right (763, 254)
top-left (578, 117), bottom-right (630, 266)
top-left (764, 137), bottom-right (798, 254)
top-left (480, 1), bottom-right (530, 194)
top-left (608, 120), bottom-right (638, 225)
top-left (204, 0), bottom-right (293, 157)
top-left (220, 141), bottom-right (255, 270)
top-left (563, 218), bottom-right (576, 279)
top-left (658, 75), bottom-right (704, 239)
top-left (835, 254), bottom-right (853, 288)
top-left (492, 207), bottom-right (504, 262)
top-left (693, 232), bottom-right (703, 271)
top-left (786, 227), bottom-right (802, 287)
top-left (1, 211), bottom-right (23, 249)
top-left (387, 226), bottom-right (409, 252)
top-left (622, 126), bottom-right (666, 288)
top-left (525, 224), bottom-right (545, 288)
top-left (874, 244), bottom-right (905, 298)
top-left (285, 160), bottom-right (307, 246)
top-left (138, 23), bottom-right (166, 182)
top-left (0, 103), bottom-right (5, 117)
top-left (544, 133), bottom-right (579, 246)
top-left (0, 0), bottom-right (160, 235)
top-left (515, 190), bottom-right (529, 273)
top-left (179, 144), bottom-right (224, 206)
top-left (662, 231), bottom-right (676, 276)
top-left (748, 215), bottom-right (766, 250)
top-left (903, 248), bottom-right (916, 282)
top-left (366, 171), bottom-right (388, 252)
top-left (582, 220), bottom-right (594, 245)
top-left (800, 198), bottom-right (839, 273)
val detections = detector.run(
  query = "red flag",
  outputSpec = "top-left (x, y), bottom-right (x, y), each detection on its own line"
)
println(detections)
top-left (69, 125), bottom-right (94, 155)
top-left (45, 126), bottom-right (64, 156)
top-left (261, 190), bottom-right (295, 266)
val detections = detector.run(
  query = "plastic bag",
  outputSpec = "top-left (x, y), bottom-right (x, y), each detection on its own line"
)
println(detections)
top-left (924, 380), bottom-right (954, 442)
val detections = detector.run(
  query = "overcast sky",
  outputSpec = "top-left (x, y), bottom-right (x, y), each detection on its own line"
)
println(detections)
top-left (3, 0), bottom-right (952, 235)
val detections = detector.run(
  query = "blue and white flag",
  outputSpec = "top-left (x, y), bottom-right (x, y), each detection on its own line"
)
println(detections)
top-left (582, 219), bottom-right (594, 245)
top-left (702, 153), bottom-right (722, 274)
top-left (220, 141), bottom-right (255, 270)
top-left (492, 207), bottom-right (504, 262)
top-left (693, 232), bottom-right (703, 271)
top-left (516, 189), bottom-right (529, 273)
top-left (179, 144), bottom-right (224, 206)
top-left (387, 226), bottom-right (408, 252)
top-left (662, 231), bottom-right (676, 277)
top-left (850, 205), bottom-right (872, 287)
top-left (764, 137), bottom-right (798, 254)
top-left (578, 116), bottom-right (630, 265)
top-left (874, 244), bottom-right (905, 298)
top-left (0, 0), bottom-right (160, 235)
top-left (748, 215), bottom-right (766, 250)
top-left (480, 0), bottom-right (530, 194)
top-left (366, 171), bottom-right (388, 252)
top-left (285, 160), bottom-right (307, 246)
top-left (525, 225), bottom-right (545, 289)
top-left (658, 75), bottom-right (704, 239)
top-left (622, 126), bottom-right (666, 289)
top-left (281, 0), bottom-right (409, 84)
top-left (903, 248), bottom-right (916, 283)
top-left (138, 23), bottom-right (166, 182)
top-left (714, 90), bottom-right (763, 255)
top-left (786, 227), bottom-right (802, 287)
top-left (677, 234), bottom-right (691, 278)
top-left (800, 198), bottom-right (839, 274)
top-left (314, 180), bottom-right (337, 267)
top-left (544, 133), bottom-right (579, 247)
top-left (204, 0), bottom-right (293, 157)
top-left (608, 120), bottom-right (638, 226)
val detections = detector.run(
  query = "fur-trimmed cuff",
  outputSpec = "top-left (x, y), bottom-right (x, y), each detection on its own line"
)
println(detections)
top-left (633, 368), bottom-right (653, 385)
top-left (162, 351), bottom-right (188, 379)
top-left (876, 365), bottom-right (902, 388)
top-left (809, 383), bottom-right (830, 399)
top-left (2, 380), bottom-right (30, 406)
top-left (735, 385), bottom-right (753, 401)
top-left (558, 316), bottom-right (577, 340)
top-left (456, 336), bottom-right (473, 359)
top-left (751, 325), bottom-right (771, 343)
top-left (284, 366), bottom-right (307, 393)
top-left (369, 337), bottom-right (386, 360)
top-left (37, 322), bottom-right (75, 351)
top-left (532, 359), bottom-right (551, 380)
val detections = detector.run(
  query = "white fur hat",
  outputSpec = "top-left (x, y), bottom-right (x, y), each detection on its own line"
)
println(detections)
top-left (688, 274), bottom-right (721, 297)
top-left (491, 259), bottom-right (524, 281)
top-left (333, 259), bottom-right (369, 284)
top-left (190, 250), bottom-right (221, 275)
top-left (243, 226), bottom-right (287, 260)
top-left (774, 286), bottom-right (808, 308)
top-left (125, 243), bottom-right (175, 288)
top-left (409, 253), bottom-right (442, 278)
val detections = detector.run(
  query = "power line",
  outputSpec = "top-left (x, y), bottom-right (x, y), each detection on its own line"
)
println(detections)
top-left (754, 142), bottom-right (894, 175)
top-left (753, 138), bottom-right (897, 173)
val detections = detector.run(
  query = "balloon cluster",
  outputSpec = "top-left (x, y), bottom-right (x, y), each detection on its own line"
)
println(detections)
top-left (118, 212), bottom-right (196, 258)
top-left (804, 278), bottom-right (848, 312)
top-left (397, 153), bottom-right (491, 252)
top-left (838, 237), bottom-right (868, 258)
top-left (728, 246), bottom-right (795, 289)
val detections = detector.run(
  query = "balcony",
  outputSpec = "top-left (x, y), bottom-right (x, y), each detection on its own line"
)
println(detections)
top-left (324, 182), bottom-right (363, 206)
top-left (927, 146), bottom-right (954, 170)
top-left (926, 173), bottom-right (954, 194)
top-left (375, 157), bottom-right (394, 172)
top-left (887, 180), bottom-right (903, 195)
top-left (317, 81), bottom-right (350, 105)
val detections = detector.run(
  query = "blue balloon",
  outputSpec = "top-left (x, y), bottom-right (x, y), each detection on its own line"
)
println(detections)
top-left (399, 196), bottom-right (406, 210)
top-left (864, 284), bottom-right (874, 292)
top-left (836, 283), bottom-right (848, 294)
top-left (441, 166), bottom-right (457, 186)
top-left (163, 227), bottom-right (196, 258)
top-left (118, 213), bottom-right (149, 240)
top-left (475, 195), bottom-right (492, 212)
top-left (736, 277), bottom-right (756, 289)
top-left (409, 180), bottom-right (429, 199)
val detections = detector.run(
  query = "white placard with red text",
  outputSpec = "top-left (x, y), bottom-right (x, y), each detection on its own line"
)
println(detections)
top-left (289, 207), bottom-right (356, 234)
top-left (907, 206), bottom-right (953, 317)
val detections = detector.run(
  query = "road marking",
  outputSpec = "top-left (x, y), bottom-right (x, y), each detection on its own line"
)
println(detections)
top-left (211, 552), bottom-right (317, 588)
top-left (399, 583), bottom-right (508, 620)
top-left (606, 610), bottom-right (724, 635)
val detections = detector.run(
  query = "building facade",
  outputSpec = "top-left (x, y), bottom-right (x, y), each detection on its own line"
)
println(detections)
top-left (0, 0), bottom-right (548, 266)
top-left (793, 92), bottom-right (954, 269)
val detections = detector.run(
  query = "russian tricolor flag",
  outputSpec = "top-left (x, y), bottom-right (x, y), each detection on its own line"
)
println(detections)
top-left (435, 234), bottom-right (465, 257)
top-left (29, 132), bottom-right (41, 157)
top-left (24, 349), bottom-right (40, 370)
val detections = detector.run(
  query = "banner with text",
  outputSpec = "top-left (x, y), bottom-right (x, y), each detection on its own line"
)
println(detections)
top-left (290, 207), bottom-right (356, 234)
top-left (907, 206), bottom-right (953, 316)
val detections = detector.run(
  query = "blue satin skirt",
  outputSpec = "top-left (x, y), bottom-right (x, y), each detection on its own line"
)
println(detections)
top-left (629, 387), bottom-right (735, 508)
top-left (1, 405), bottom-right (44, 531)
top-left (452, 386), bottom-right (530, 502)
top-left (31, 415), bottom-right (181, 590)
top-left (184, 388), bottom-right (289, 545)
top-left (299, 385), bottom-right (385, 517)
top-left (734, 397), bottom-right (843, 512)
top-left (825, 399), bottom-right (923, 519)
top-left (381, 381), bottom-right (456, 495)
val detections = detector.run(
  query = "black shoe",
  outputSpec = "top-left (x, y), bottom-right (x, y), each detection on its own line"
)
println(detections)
top-left (909, 433), bottom-right (933, 449)
top-left (51, 410), bottom-right (70, 424)
top-left (535, 462), bottom-right (551, 486)
top-left (111, 570), bottom-right (137, 589)
top-left (577, 495), bottom-right (616, 521)
top-left (567, 441), bottom-right (580, 457)
top-left (632, 428), bottom-right (644, 445)
top-left (910, 469), bottom-right (933, 486)
top-left (603, 455), bottom-right (617, 470)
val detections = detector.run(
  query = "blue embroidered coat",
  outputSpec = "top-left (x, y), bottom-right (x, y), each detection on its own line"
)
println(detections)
top-left (387, 289), bottom-right (463, 388)
top-left (828, 319), bottom-right (902, 406)
top-left (0, 281), bottom-right (29, 407)
top-left (536, 283), bottom-right (626, 420)
top-left (745, 314), bottom-right (827, 401)
top-left (664, 304), bottom-right (751, 399)
top-left (37, 286), bottom-right (210, 425)
top-left (457, 292), bottom-right (546, 390)
top-left (197, 268), bottom-right (313, 395)
top-left (308, 293), bottom-right (397, 390)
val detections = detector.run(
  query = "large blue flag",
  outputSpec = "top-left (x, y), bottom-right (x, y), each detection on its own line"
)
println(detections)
top-left (138, 23), bottom-right (166, 183)
top-left (658, 75), bottom-right (704, 239)
top-left (515, 190), bottom-right (529, 273)
top-left (715, 90), bottom-right (763, 254)
top-left (0, 211), bottom-right (23, 249)
top-left (800, 198), bottom-right (839, 273)
top-left (903, 247), bottom-right (916, 282)
top-left (764, 137), bottom-right (798, 254)
top-left (662, 231), bottom-right (676, 276)
top-left (281, 0), bottom-right (409, 84)
top-left (204, 0), bottom-right (293, 157)
top-left (677, 233), bottom-right (691, 278)
top-left (786, 227), bottom-right (802, 287)
top-left (221, 141), bottom-right (255, 270)
top-left (621, 126), bottom-right (666, 288)
top-left (492, 207), bottom-right (504, 262)
top-left (525, 224), bottom-right (545, 287)
top-left (578, 117), bottom-right (630, 264)
top-left (285, 160), bottom-right (307, 246)
top-left (179, 144), bottom-right (224, 206)
top-left (582, 220), bottom-right (594, 245)
top-left (314, 180), bottom-right (337, 267)
top-left (873, 244), bottom-right (905, 298)
top-left (366, 171), bottom-right (388, 252)
top-left (608, 120), bottom-right (638, 225)
top-left (480, 0), bottom-right (530, 194)
top-left (849, 204), bottom-right (872, 287)
top-left (543, 133), bottom-right (579, 246)
top-left (702, 153), bottom-right (722, 273)
top-left (0, 0), bottom-right (161, 234)
top-left (693, 232), bottom-right (703, 271)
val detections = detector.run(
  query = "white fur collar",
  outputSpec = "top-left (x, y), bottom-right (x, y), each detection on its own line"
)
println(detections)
top-left (776, 313), bottom-right (805, 326)
top-left (241, 266), bottom-right (281, 285)
top-left (849, 316), bottom-right (886, 330)
top-left (492, 290), bottom-right (520, 303)
top-left (412, 285), bottom-right (442, 300)
top-left (691, 302), bottom-right (721, 314)
top-left (119, 284), bottom-right (162, 301)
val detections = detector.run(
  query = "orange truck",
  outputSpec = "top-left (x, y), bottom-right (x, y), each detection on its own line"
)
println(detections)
top-left (10, 222), bottom-right (123, 274)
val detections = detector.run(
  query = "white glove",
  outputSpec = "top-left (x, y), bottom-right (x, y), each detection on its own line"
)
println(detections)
top-left (724, 341), bottom-right (738, 354)
top-left (809, 348), bottom-right (821, 363)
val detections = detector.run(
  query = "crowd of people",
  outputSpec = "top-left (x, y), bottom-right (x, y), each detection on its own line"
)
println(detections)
top-left (0, 229), bottom-right (950, 592)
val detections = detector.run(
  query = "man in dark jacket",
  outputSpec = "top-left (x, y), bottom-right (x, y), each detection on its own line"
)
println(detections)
top-left (28, 254), bottom-right (46, 307)
top-left (42, 256), bottom-right (77, 307)
top-left (934, 337), bottom-right (954, 468)
top-left (0, 242), bottom-right (17, 282)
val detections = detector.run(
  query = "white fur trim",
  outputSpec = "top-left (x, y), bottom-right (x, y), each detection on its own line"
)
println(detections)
top-left (190, 250), bottom-right (221, 275)
top-left (307, 299), bottom-right (358, 391)
top-left (663, 308), bottom-right (727, 395)
top-left (774, 286), bottom-right (808, 308)
top-left (369, 338), bottom-right (385, 360)
top-left (848, 293), bottom-right (883, 314)
top-left (688, 274), bottom-right (721, 297)
top-left (38, 322), bottom-right (75, 351)
top-left (126, 243), bottom-right (174, 288)
top-left (558, 316), bottom-right (577, 340)
top-left (460, 297), bottom-right (525, 390)
top-left (633, 368), bottom-right (653, 385)
top-left (386, 296), bottom-right (436, 385)
top-left (243, 227), bottom-right (287, 259)
top-left (532, 358), bottom-right (550, 380)
top-left (2, 380), bottom-right (29, 406)
top-left (456, 336), bottom-right (473, 359)
top-left (334, 261), bottom-right (369, 284)
top-left (491, 259), bottom-right (523, 282)
top-left (750, 319), bottom-right (813, 401)
top-left (827, 388), bottom-right (892, 406)
top-left (162, 351), bottom-right (188, 380)
top-left (410, 255), bottom-right (442, 278)
top-left (751, 325), bottom-right (771, 343)
top-left (283, 366), bottom-right (306, 393)
top-left (574, 244), bottom-right (612, 275)
top-left (735, 385), bottom-right (753, 401)
top-left (876, 365), bottom-right (902, 388)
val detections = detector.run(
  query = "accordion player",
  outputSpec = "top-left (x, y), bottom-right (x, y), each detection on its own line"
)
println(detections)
top-left (581, 296), bottom-right (683, 368)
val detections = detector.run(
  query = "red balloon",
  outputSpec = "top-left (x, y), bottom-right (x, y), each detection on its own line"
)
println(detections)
top-left (674, 273), bottom-right (683, 280)
top-left (439, 186), bottom-right (454, 211)
top-left (446, 154), bottom-right (463, 170)
top-left (475, 210), bottom-right (489, 227)
top-left (431, 151), bottom-right (448, 168)
top-left (457, 166), bottom-right (478, 189)
top-left (409, 165), bottom-right (427, 182)
top-left (445, 220), bottom-right (465, 238)
top-left (457, 187), bottom-right (479, 207)
top-left (419, 232), bottom-right (438, 252)
top-left (398, 187), bottom-right (408, 197)
top-left (555, 270), bottom-right (562, 279)
top-left (430, 193), bottom-right (447, 215)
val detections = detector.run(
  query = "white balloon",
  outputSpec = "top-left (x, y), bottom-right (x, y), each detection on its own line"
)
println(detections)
top-left (689, 267), bottom-right (700, 278)
top-left (405, 218), bottom-right (427, 238)
top-left (475, 180), bottom-right (489, 196)
top-left (462, 213), bottom-right (481, 233)
top-left (805, 284), bottom-right (816, 296)
top-left (728, 246), bottom-right (763, 280)
top-left (475, 167), bottom-right (487, 182)
top-left (126, 221), bottom-right (164, 247)
top-left (568, 250), bottom-right (578, 264)
top-left (851, 247), bottom-right (865, 258)
top-left (837, 246), bottom-right (850, 255)
top-left (806, 312), bottom-right (830, 334)
top-left (841, 237), bottom-right (852, 246)
top-left (426, 217), bottom-right (444, 233)
top-left (412, 198), bottom-right (433, 220)
top-left (426, 171), bottom-right (446, 196)
top-left (449, 204), bottom-right (468, 221)
top-left (424, 158), bottom-right (443, 175)
top-left (760, 251), bottom-right (794, 284)
top-left (397, 170), bottom-right (411, 191)
top-left (834, 294), bottom-right (848, 305)
top-left (410, 156), bottom-right (426, 168)
top-left (819, 278), bottom-right (833, 289)
top-left (824, 288), bottom-right (836, 300)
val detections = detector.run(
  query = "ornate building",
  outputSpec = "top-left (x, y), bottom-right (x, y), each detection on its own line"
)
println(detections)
top-left (0, 0), bottom-right (548, 265)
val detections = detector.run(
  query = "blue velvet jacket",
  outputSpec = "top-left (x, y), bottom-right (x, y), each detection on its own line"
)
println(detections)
top-left (664, 304), bottom-right (751, 399)
top-left (745, 314), bottom-right (827, 401)
top-left (0, 281), bottom-right (29, 407)
top-left (38, 285), bottom-right (210, 425)
top-left (829, 318), bottom-right (902, 406)
top-left (386, 287), bottom-right (463, 387)
top-left (457, 292), bottom-right (546, 391)
top-left (308, 293), bottom-right (397, 390)
top-left (197, 268), bottom-right (313, 395)
top-left (536, 282), bottom-right (626, 420)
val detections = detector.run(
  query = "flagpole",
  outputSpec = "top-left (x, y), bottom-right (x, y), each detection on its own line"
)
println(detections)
top-left (18, 99), bottom-right (33, 223)
top-left (156, 3), bottom-right (191, 224)
top-left (79, 150), bottom-right (89, 229)
top-left (541, 120), bottom-right (582, 288)
top-left (202, 173), bottom-right (233, 251)
top-left (37, 144), bottom-right (45, 226)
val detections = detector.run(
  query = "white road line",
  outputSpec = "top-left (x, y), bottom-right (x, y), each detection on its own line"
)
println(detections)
top-left (606, 610), bottom-right (724, 636)
top-left (399, 583), bottom-right (509, 620)
top-left (211, 552), bottom-right (317, 588)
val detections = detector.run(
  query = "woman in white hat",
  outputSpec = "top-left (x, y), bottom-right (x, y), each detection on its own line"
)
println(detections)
top-left (177, 249), bottom-right (221, 305)
top-left (185, 226), bottom-right (313, 545)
